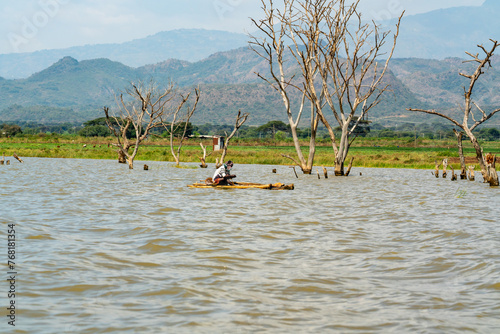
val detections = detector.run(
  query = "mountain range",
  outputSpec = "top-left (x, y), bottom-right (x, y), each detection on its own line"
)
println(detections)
top-left (0, 1), bottom-right (499, 127)
top-left (382, 0), bottom-right (499, 59)
top-left (0, 30), bottom-right (250, 80)
top-left (0, 0), bottom-right (498, 80)
top-left (0, 47), bottom-right (498, 126)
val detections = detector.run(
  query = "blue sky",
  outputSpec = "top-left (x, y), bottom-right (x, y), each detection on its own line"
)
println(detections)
top-left (0, 0), bottom-right (485, 54)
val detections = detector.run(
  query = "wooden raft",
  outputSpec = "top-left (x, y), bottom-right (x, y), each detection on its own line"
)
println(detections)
top-left (188, 182), bottom-right (294, 190)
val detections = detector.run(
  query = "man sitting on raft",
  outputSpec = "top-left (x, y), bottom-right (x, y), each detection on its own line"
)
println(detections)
top-left (212, 160), bottom-right (236, 185)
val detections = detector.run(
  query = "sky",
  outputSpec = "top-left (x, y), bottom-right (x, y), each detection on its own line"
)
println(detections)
top-left (0, 0), bottom-right (485, 54)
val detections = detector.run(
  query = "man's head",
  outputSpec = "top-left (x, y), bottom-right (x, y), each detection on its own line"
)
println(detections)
top-left (227, 160), bottom-right (234, 169)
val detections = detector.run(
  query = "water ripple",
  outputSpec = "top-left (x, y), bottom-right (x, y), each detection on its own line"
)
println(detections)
top-left (1, 158), bottom-right (499, 333)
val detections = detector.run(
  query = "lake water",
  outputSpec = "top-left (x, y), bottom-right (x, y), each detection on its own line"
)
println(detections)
top-left (1, 157), bottom-right (499, 333)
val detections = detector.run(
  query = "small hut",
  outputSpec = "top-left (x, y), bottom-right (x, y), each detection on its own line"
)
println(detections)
top-left (212, 136), bottom-right (225, 151)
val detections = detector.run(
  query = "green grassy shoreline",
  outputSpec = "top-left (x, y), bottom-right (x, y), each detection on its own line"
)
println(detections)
top-left (1, 136), bottom-right (499, 170)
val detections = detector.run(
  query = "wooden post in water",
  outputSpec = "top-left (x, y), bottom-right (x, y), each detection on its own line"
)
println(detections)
top-left (434, 160), bottom-right (440, 178)
top-left (460, 166), bottom-right (467, 180)
top-left (468, 166), bottom-right (475, 181)
top-left (450, 166), bottom-right (457, 181)
top-left (322, 166), bottom-right (328, 179)
top-left (485, 153), bottom-right (499, 187)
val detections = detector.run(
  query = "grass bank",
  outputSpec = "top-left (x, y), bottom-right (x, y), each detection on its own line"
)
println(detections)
top-left (1, 135), bottom-right (499, 170)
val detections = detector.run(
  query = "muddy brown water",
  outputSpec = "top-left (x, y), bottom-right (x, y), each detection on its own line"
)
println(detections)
top-left (1, 158), bottom-right (499, 333)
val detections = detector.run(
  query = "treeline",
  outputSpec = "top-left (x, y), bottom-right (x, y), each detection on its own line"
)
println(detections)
top-left (1, 119), bottom-right (499, 141)
top-left (0, 122), bottom-right (80, 137)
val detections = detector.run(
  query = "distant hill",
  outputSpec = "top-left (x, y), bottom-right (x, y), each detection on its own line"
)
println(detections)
top-left (385, 0), bottom-right (499, 59)
top-left (2, 46), bottom-right (499, 127)
top-left (1, 1), bottom-right (499, 79)
top-left (0, 29), bottom-right (249, 79)
top-left (390, 56), bottom-right (500, 107)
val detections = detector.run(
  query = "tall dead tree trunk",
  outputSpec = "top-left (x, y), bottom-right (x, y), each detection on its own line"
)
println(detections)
top-left (250, 0), bottom-right (324, 174)
top-left (453, 129), bottom-right (467, 179)
top-left (216, 110), bottom-right (249, 168)
top-left (408, 40), bottom-right (500, 186)
top-left (164, 88), bottom-right (200, 166)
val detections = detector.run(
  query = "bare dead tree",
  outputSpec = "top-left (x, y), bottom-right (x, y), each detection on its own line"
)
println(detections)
top-left (250, 0), bottom-right (320, 174)
top-left (250, 0), bottom-right (403, 176)
top-left (199, 142), bottom-right (212, 168)
top-left (216, 110), bottom-right (249, 168)
top-left (408, 40), bottom-right (500, 186)
top-left (162, 88), bottom-right (201, 166)
top-left (317, 1), bottom-right (403, 175)
top-left (104, 80), bottom-right (177, 169)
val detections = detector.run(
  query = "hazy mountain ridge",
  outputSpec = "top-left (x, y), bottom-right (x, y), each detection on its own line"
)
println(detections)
top-left (1, 1), bottom-right (498, 79)
top-left (0, 29), bottom-right (250, 79)
top-left (390, 55), bottom-right (500, 106)
top-left (2, 46), bottom-right (499, 126)
top-left (383, 0), bottom-right (499, 59)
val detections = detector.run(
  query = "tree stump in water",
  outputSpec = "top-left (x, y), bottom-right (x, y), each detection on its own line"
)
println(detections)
top-left (144, 164), bottom-right (149, 171)
top-left (460, 166), bottom-right (467, 180)
top-left (6, 160), bottom-right (10, 165)
top-left (450, 166), bottom-right (457, 181)
top-left (322, 166), bottom-right (328, 179)
top-left (13, 153), bottom-right (23, 163)
top-left (434, 160), bottom-right (440, 178)
top-left (468, 166), bottom-right (475, 181)
top-left (485, 154), bottom-right (499, 187)
top-left (272, 168), bottom-right (277, 173)
top-left (442, 159), bottom-right (448, 178)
